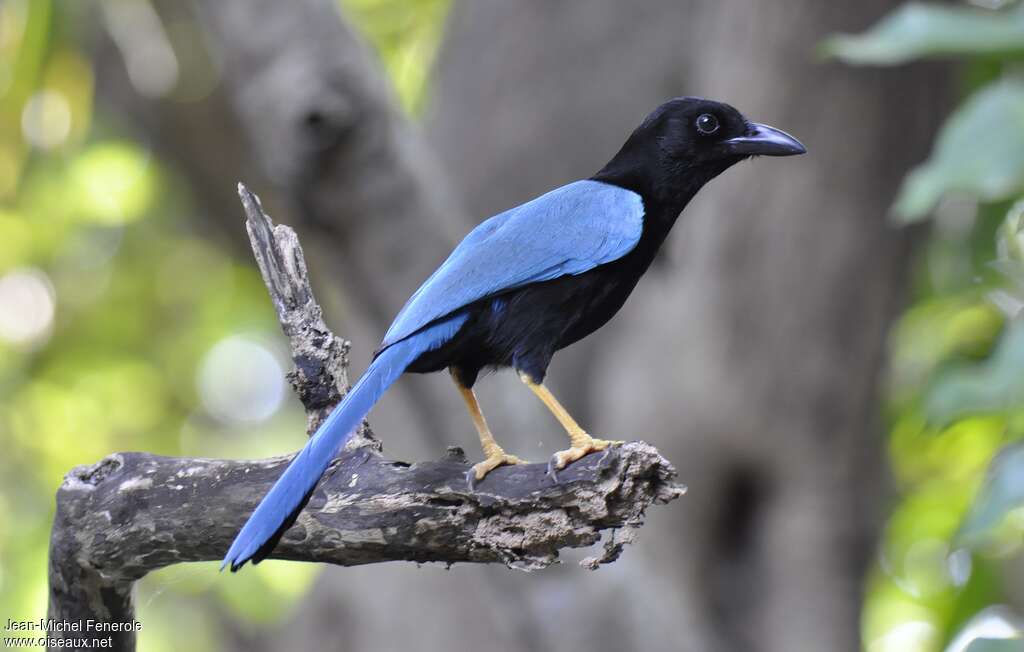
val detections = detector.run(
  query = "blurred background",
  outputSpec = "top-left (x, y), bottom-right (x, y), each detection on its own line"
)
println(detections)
top-left (2, 0), bottom-right (1024, 650)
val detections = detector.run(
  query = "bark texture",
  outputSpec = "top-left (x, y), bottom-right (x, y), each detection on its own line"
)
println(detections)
top-left (48, 442), bottom-right (680, 650)
top-left (240, 184), bottom-right (356, 436)
top-left (45, 186), bottom-right (682, 652)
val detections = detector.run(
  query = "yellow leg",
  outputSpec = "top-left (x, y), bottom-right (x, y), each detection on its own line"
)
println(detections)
top-left (519, 372), bottom-right (622, 479)
top-left (452, 370), bottom-right (527, 488)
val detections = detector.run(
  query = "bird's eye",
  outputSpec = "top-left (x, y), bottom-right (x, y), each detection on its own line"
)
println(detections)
top-left (695, 113), bottom-right (719, 135)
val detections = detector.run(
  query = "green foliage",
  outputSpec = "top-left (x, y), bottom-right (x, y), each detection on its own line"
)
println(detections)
top-left (957, 443), bottom-right (1024, 547)
top-left (822, 3), bottom-right (1024, 65)
top-left (926, 324), bottom-right (1024, 425)
top-left (828, 3), bottom-right (1024, 223)
top-left (829, 2), bottom-right (1024, 651)
top-left (894, 81), bottom-right (1024, 222)
top-left (341, 0), bottom-right (451, 114)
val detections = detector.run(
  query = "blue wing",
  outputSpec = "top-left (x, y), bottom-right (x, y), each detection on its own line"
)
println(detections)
top-left (379, 179), bottom-right (644, 351)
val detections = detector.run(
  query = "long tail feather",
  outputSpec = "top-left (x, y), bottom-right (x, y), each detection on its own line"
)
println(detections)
top-left (221, 314), bottom-right (466, 571)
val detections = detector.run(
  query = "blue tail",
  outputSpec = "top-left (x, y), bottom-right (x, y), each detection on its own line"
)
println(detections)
top-left (221, 314), bottom-right (467, 571)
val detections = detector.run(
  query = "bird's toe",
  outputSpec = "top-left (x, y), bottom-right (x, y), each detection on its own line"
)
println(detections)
top-left (547, 437), bottom-right (624, 483)
top-left (466, 451), bottom-right (528, 490)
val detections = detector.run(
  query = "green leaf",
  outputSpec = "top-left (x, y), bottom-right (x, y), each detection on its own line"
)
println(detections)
top-left (925, 322), bottom-right (1024, 424)
top-left (957, 442), bottom-right (1024, 546)
top-left (893, 80), bottom-right (1024, 222)
top-left (822, 3), bottom-right (1024, 65)
top-left (964, 637), bottom-right (1024, 652)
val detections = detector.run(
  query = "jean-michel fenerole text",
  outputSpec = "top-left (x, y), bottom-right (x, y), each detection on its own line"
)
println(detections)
top-left (5, 619), bottom-right (142, 633)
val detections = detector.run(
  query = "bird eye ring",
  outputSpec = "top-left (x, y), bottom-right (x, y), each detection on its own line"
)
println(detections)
top-left (696, 113), bottom-right (719, 135)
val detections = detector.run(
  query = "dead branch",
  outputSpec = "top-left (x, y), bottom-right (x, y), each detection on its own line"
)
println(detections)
top-left (45, 185), bottom-right (684, 652)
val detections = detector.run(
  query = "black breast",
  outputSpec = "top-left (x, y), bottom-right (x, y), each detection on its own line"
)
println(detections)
top-left (405, 202), bottom-right (677, 386)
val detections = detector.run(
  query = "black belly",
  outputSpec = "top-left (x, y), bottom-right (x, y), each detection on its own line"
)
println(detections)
top-left (405, 257), bottom-right (643, 386)
top-left (402, 196), bottom-right (680, 387)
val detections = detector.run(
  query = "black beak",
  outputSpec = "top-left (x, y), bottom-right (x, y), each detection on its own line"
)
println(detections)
top-left (722, 122), bottom-right (806, 157)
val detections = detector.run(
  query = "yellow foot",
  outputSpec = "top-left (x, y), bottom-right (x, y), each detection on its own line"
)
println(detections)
top-left (466, 451), bottom-right (529, 490)
top-left (547, 436), bottom-right (624, 483)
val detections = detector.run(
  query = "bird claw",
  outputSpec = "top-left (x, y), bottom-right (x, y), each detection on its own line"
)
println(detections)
top-left (465, 452), bottom-right (528, 490)
top-left (546, 455), bottom-right (560, 484)
top-left (546, 437), bottom-right (623, 484)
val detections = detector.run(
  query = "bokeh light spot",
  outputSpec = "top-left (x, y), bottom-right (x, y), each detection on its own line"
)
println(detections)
top-left (69, 142), bottom-right (155, 225)
top-left (20, 89), bottom-right (71, 149)
top-left (198, 335), bottom-right (285, 425)
top-left (0, 267), bottom-right (55, 346)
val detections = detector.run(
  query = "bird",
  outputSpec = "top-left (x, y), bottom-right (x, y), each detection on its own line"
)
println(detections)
top-left (222, 96), bottom-right (805, 571)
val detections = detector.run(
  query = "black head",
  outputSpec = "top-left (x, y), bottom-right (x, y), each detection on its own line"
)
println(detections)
top-left (594, 97), bottom-right (805, 207)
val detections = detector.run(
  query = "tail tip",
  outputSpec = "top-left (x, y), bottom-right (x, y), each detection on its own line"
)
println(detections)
top-left (221, 541), bottom-right (253, 573)
top-left (221, 555), bottom-right (249, 573)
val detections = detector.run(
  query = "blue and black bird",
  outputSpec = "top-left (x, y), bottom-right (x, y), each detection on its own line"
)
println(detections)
top-left (223, 97), bottom-right (805, 571)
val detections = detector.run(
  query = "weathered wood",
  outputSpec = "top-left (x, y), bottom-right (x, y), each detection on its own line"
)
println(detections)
top-left (239, 183), bottom-right (362, 439)
top-left (45, 185), bottom-right (684, 652)
top-left (47, 442), bottom-right (681, 650)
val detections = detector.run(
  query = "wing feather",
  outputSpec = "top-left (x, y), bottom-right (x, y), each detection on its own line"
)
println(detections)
top-left (379, 179), bottom-right (644, 351)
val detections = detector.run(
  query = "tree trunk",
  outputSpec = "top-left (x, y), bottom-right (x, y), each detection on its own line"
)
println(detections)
top-left (418, 1), bottom-right (946, 651)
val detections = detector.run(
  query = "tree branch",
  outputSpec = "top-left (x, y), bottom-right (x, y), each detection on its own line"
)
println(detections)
top-left (239, 183), bottom-right (363, 440)
top-left (46, 185), bottom-right (684, 652)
